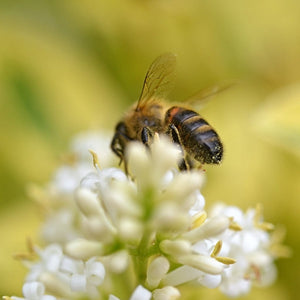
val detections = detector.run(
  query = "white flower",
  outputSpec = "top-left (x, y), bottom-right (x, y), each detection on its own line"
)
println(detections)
top-left (6, 130), bottom-right (286, 300)
top-left (71, 136), bottom-right (275, 297)
top-left (62, 257), bottom-right (105, 298)
top-left (22, 243), bottom-right (105, 299)
top-left (10, 282), bottom-right (56, 300)
top-left (208, 203), bottom-right (278, 297)
top-left (26, 244), bottom-right (65, 283)
top-left (129, 285), bottom-right (152, 300)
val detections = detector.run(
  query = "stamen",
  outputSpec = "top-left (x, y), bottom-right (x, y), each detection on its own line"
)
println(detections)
top-left (211, 240), bottom-right (236, 265)
top-left (191, 211), bottom-right (207, 229)
top-left (26, 184), bottom-right (49, 214)
top-left (89, 149), bottom-right (101, 170)
top-left (214, 256), bottom-right (236, 265)
top-left (13, 237), bottom-right (36, 261)
top-left (271, 225), bottom-right (286, 244)
top-left (254, 204), bottom-right (274, 231)
top-left (256, 222), bottom-right (274, 231)
top-left (269, 244), bottom-right (292, 258)
top-left (211, 240), bottom-right (222, 257)
top-left (26, 237), bottom-right (34, 254)
top-left (13, 252), bottom-right (35, 260)
top-left (229, 217), bottom-right (243, 231)
top-left (269, 226), bottom-right (292, 258)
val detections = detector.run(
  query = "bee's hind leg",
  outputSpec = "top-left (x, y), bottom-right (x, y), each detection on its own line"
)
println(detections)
top-left (167, 124), bottom-right (191, 171)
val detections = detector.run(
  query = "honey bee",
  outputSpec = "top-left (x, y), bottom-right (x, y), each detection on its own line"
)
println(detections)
top-left (111, 53), bottom-right (224, 172)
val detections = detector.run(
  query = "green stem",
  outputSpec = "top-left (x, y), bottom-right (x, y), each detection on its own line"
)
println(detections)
top-left (131, 187), bottom-right (162, 284)
top-left (134, 228), bottom-right (153, 283)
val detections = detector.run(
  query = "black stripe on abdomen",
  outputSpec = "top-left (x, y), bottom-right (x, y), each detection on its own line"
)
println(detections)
top-left (179, 116), bottom-right (208, 133)
top-left (168, 107), bottom-right (198, 127)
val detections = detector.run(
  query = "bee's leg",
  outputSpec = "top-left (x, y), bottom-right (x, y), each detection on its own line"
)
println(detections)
top-left (178, 158), bottom-right (189, 171)
top-left (141, 127), bottom-right (153, 147)
top-left (111, 133), bottom-right (124, 162)
top-left (111, 132), bottom-right (130, 175)
top-left (167, 124), bottom-right (191, 171)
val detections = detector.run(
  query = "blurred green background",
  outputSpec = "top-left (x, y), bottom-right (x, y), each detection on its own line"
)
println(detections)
top-left (0, 0), bottom-right (299, 299)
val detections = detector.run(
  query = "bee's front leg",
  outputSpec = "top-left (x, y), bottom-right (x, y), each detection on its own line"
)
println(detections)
top-left (111, 133), bottom-right (123, 162)
top-left (141, 127), bottom-right (153, 147)
top-left (110, 133), bottom-right (129, 175)
top-left (111, 122), bottom-right (134, 175)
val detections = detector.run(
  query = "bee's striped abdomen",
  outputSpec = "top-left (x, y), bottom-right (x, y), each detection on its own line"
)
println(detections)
top-left (165, 106), bottom-right (223, 164)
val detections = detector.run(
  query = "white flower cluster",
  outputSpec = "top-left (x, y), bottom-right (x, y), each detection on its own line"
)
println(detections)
top-left (5, 131), bottom-right (287, 300)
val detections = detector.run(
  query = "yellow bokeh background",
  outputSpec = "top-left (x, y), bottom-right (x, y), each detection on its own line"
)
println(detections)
top-left (0, 0), bottom-right (299, 299)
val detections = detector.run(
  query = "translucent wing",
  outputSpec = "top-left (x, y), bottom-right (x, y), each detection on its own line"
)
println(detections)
top-left (183, 82), bottom-right (236, 110)
top-left (136, 53), bottom-right (177, 110)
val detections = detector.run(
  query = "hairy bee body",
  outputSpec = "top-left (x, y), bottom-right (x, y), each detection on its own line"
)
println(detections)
top-left (111, 53), bottom-right (224, 171)
top-left (123, 100), bottom-right (166, 140)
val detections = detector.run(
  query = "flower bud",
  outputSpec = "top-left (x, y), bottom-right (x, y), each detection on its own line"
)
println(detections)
top-left (162, 171), bottom-right (204, 204)
top-left (75, 188), bottom-right (102, 217)
top-left (153, 203), bottom-right (190, 232)
top-left (129, 285), bottom-right (152, 300)
top-left (118, 218), bottom-right (143, 244)
top-left (82, 216), bottom-right (114, 242)
top-left (152, 286), bottom-right (180, 300)
top-left (182, 216), bottom-right (229, 243)
top-left (162, 265), bottom-right (202, 286)
top-left (177, 254), bottom-right (224, 274)
top-left (160, 240), bottom-right (191, 257)
top-left (65, 239), bottom-right (103, 260)
top-left (146, 256), bottom-right (170, 289)
top-left (105, 250), bottom-right (129, 274)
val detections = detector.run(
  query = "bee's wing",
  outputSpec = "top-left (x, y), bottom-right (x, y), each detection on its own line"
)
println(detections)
top-left (183, 82), bottom-right (235, 110)
top-left (136, 53), bottom-right (177, 110)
